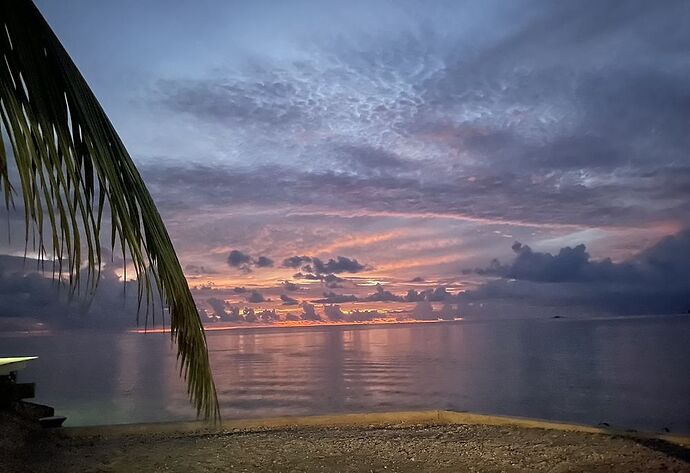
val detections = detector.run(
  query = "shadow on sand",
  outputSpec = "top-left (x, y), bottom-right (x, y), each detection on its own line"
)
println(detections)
top-left (631, 437), bottom-right (690, 464)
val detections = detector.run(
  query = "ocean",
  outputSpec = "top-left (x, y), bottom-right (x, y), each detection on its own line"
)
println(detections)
top-left (2, 315), bottom-right (689, 434)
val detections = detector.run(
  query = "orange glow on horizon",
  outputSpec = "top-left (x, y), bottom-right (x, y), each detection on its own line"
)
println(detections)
top-left (129, 317), bottom-right (465, 334)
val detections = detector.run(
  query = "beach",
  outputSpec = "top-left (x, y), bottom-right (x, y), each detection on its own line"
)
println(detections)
top-left (3, 411), bottom-right (690, 473)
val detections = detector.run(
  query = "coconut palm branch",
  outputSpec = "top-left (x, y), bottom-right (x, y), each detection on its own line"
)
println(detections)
top-left (0, 1), bottom-right (219, 420)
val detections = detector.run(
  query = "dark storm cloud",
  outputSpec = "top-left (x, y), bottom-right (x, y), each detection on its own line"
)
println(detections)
top-left (472, 230), bottom-right (690, 286)
top-left (254, 256), bottom-right (274, 268)
top-left (506, 242), bottom-right (615, 283)
top-left (227, 250), bottom-right (274, 271)
top-left (0, 256), bottom-right (149, 329)
top-left (282, 256), bottom-right (312, 268)
top-left (283, 255), bottom-right (367, 283)
top-left (464, 229), bottom-right (690, 314)
top-left (227, 250), bottom-right (251, 267)
top-left (312, 256), bottom-right (366, 274)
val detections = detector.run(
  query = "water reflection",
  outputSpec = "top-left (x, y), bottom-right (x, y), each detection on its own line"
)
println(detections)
top-left (1, 316), bottom-right (689, 433)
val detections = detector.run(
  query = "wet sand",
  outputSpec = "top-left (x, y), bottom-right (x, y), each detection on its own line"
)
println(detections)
top-left (3, 411), bottom-right (690, 473)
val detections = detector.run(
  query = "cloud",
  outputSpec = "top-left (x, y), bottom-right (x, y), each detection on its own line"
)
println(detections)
top-left (399, 286), bottom-right (460, 303)
top-left (143, 0), bottom-right (690, 233)
top-left (363, 283), bottom-right (403, 302)
top-left (427, 287), bottom-right (452, 302)
top-left (323, 273), bottom-right (346, 283)
top-left (12, 0), bottom-right (688, 321)
top-left (289, 271), bottom-right (346, 288)
top-left (282, 256), bottom-right (312, 268)
top-left (254, 256), bottom-right (274, 268)
top-left (404, 289), bottom-right (425, 302)
top-left (292, 271), bottom-right (348, 286)
top-left (206, 297), bottom-right (227, 318)
top-left (310, 283), bottom-right (452, 305)
top-left (412, 301), bottom-right (437, 320)
top-left (227, 250), bottom-right (275, 272)
top-left (464, 259), bottom-right (508, 276)
top-left (227, 249), bottom-right (251, 267)
top-left (348, 309), bottom-right (381, 322)
top-left (464, 229), bottom-right (690, 315)
top-left (184, 264), bottom-right (216, 276)
top-left (246, 291), bottom-right (266, 303)
top-left (312, 291), bottom-right (358, 304)
top-left (142, 161), bottom-right (690, 232)
top-left (312, 256), bottom-right (367, 274)
top-left (225, 306), bottom-right (242, 322)
top-left (282, 280), bottom-right (300, 291)
top-left (293, 272), bottom-right (321, 281)
top-left (300, 302), bottom-right (321, 321)
top-left (242, 307), bottom-right (257, 323)
top-left (333, 144), bottom-right (409, 175)
top-left (280, 294), bottom-right (299, 305)
top-left (439, 303), bottom-right (460, 320)
top-left (158, 73), bottom-right (309, 130)
top-left (323, 304), bottom-right (345, 320)
top-left (505, 242), bottom-right (616, 283)
top-left (191, 282), bottom-right (220, 292)
top-left (258, 308), bottom-right (277, 322)
top-left (283, 254), bottom-right (368, 275)
top-left (0, 256), bottom-right (148, 330)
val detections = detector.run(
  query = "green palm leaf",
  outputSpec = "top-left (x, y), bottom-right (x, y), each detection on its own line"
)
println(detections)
top-left (0, 1), bottom-right (219, 420)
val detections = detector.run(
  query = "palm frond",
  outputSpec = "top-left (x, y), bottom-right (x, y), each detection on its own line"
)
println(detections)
top-left (0, 1), bottom-right (219, 420)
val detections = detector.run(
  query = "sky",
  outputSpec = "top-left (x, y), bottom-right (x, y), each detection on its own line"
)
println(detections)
top-left (2, 0), bottom-right (690, 327)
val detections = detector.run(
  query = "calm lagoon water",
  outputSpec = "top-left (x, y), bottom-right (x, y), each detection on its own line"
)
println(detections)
top-left (2, 315), bottom-right (689, 433)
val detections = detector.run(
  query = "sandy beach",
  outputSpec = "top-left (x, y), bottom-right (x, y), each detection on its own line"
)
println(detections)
top-left (3, 410), bottom-right (690, 473)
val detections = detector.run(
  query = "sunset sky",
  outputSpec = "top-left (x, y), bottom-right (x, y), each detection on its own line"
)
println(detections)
top-left (2, 0), bottom-right (689, 325)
